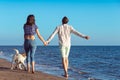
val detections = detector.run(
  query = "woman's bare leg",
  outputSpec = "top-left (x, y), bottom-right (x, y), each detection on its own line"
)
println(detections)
top-left (32, 61), bottom-right (35, 73)
top-left (27, 63), bottom-right (30, 72)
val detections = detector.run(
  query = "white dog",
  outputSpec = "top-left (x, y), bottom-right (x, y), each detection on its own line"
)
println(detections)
top-left (11, 49), bottom-right (26, 70)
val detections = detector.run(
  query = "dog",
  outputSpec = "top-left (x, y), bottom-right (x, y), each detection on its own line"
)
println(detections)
top-left (11, 49), bottom-right (26, 70)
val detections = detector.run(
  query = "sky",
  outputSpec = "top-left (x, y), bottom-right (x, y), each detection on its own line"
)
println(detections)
top-left (0, 0), bottom-right (120, 46)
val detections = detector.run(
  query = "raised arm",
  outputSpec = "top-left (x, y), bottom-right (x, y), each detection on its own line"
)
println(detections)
top-left (71, 26), bottom-right (89, 40)
top-left (47, 27), bottom-right (59, 43)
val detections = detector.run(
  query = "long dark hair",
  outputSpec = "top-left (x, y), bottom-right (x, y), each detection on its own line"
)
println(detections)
top-left (25, 14), bottom-right (35, 26)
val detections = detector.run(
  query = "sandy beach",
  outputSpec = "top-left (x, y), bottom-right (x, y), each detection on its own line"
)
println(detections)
top-left (0, 58), bottom-right (65, 80)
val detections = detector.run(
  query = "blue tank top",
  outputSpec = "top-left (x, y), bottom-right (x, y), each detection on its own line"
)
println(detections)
top-left (24, 24), bottom-right (38, 35)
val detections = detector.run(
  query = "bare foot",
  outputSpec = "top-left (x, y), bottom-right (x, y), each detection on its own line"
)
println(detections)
top-left (32, 71), bottom-right (35, 74)
top-left (27, 70), bottom-right (30, 73)
top-left (63, 74), bottom-right (68, 78)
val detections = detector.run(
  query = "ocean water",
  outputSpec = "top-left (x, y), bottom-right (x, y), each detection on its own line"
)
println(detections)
top-left (0, 46), bottom-right (120, 80)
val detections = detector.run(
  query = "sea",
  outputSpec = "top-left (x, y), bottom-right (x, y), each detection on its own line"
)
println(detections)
top-left (0, 46), bottom-right (120, 80)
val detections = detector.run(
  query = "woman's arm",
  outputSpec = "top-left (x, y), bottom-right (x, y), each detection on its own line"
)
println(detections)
top-left (36, 29), bottom-right (46, 45)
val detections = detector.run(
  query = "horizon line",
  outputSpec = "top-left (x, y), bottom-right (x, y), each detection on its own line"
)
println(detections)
top-left (0, 45), bottom-right (120, 46)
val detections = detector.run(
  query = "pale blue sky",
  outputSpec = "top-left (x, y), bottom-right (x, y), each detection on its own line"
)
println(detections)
top-left (0, 0), bottom-right (120, 45)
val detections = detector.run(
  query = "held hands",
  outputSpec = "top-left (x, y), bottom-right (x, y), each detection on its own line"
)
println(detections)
top-left (43, 41), bottom-right (47, 46)
top-left (43, 41), bottom-right (49, 46)
top-left (85, 36), bottom-right (90, 40)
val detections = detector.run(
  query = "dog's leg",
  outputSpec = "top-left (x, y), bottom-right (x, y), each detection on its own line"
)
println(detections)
top-left (23, 62), bottom-right (27, 71)
top-left (20, 61), bottom-right (26, 71)
top-left (18, 63), bottom-right (22, 70)
top-left (11, 57), bottom-right (15, 70)
top-left (11, 63), bottom-right (14, 70)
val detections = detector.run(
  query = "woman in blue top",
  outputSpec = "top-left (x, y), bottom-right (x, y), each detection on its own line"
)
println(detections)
top-left (24, 14), bottom-right (46, 73)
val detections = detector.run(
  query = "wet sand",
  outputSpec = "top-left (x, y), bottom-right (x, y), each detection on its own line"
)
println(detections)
top-left (0, 58), bottom-right (65, 80)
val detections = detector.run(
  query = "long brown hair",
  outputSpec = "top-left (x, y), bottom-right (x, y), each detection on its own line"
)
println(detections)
top-left (25, 14), bottom-right (35, 26)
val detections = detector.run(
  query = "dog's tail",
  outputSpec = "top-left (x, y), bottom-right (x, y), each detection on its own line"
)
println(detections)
top-left (13, 49), bottom-right (19, 54)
